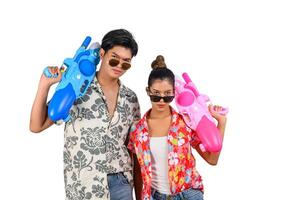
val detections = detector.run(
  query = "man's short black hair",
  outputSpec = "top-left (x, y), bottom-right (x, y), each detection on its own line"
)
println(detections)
top-left (101, 29), bottom-right (138, 57)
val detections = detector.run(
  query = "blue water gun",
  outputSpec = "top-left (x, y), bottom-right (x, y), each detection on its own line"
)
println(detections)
top-left (44, 36), bottom-right (100, 122)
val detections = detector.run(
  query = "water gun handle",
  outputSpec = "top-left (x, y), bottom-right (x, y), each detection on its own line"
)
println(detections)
top-left (183, 73), bottom-right (201, 97)
top-left (182, 72), bottom-right (192, 83)
top-left (81, 36), bottom-right (92, 48)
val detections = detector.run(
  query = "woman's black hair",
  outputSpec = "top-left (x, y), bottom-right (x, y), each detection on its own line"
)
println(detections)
top-left (148, 55), bottom-right (175, 88)
top-left (101, 29), bottom-right (138, 57)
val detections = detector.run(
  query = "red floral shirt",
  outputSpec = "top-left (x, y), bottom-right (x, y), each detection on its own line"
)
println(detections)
top-left (128, 107), bottom-right (204, 200)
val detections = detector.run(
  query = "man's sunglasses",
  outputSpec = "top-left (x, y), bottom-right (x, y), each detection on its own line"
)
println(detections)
top-left (109, 58), bottom-right (131, 70)
top-left (149, 95), bottom-right (175, 103)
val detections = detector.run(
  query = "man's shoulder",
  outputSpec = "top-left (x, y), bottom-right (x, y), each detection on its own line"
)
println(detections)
top-left (120, 84), bottom-right (140, 106)
top-left (121, 83), bottom-right (137, 97)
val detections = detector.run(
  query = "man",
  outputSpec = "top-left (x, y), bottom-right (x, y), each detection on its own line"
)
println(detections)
top-left (30, 29), bottom-right (140, 200)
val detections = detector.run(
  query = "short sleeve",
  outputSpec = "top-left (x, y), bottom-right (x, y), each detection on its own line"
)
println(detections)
top-left (126, 90), bottom-right (141, 154)
top-left (127, 128), bottom-right (136, 154)
top-left (131, 94), bottom-right (141, 124)
top-left (189, 129), bottom-right (201, 149)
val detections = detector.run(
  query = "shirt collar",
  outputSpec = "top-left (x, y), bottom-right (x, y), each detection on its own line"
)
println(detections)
top-left (90, 72), bottom-right (129, 97)
top-left (140, 106), bottom-right (180, 132)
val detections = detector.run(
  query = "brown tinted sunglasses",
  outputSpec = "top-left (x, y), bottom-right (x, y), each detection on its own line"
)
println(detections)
top-left (109, 58), bottom-right (131, 70)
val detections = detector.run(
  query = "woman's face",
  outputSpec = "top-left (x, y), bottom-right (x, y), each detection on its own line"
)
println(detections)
top-left (147, 79), bottom-right (174, 112)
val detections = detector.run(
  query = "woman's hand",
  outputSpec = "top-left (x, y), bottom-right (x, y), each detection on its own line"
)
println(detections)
top-left (195, 104), bottom-right (228, 165)
top-left (209, 104), bottom-right (227, 124)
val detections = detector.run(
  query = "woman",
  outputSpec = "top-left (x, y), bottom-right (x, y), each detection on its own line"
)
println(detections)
top-left (128, 55), bottom-right (227, 200)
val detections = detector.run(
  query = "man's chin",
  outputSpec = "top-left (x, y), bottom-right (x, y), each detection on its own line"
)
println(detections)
top-left (109, 71), bottom-right (122, 79)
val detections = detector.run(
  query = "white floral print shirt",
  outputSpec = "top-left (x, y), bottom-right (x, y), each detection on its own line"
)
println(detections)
top-left (62, 75), bottom-right (140, 200)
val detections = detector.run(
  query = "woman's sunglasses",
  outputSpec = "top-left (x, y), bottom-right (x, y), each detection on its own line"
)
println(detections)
top-left (149, 95), bottom-right (175, 103)
top-left (109, 58), bottom-right (131, 70)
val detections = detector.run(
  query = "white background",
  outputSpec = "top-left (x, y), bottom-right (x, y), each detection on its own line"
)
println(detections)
top-left (0, 0), bottom-right (300, 199)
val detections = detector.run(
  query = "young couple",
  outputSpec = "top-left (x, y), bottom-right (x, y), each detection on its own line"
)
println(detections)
top-left (30, 29), bottom-right (227, 200)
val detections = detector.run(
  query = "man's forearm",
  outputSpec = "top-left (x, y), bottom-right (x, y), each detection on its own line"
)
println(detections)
top-left (30, 85), bottom-right (51, 132)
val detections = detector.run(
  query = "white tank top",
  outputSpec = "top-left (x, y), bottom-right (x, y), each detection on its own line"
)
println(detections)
top-left (150, 136), bottom-right (171, 195)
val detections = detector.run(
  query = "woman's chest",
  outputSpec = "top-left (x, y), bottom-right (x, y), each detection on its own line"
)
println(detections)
top-left (147, 117), bottom-right (171, 137)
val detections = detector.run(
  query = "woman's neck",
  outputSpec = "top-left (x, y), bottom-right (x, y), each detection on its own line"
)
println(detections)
top-left (149, 107), bottom-right (171, 119)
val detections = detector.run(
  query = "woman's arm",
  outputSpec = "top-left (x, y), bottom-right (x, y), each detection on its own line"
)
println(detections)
top-left (195, 105), bottom-right (227, 165)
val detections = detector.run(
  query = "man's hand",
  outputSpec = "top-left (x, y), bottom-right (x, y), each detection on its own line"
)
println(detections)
top-left (39, 66), bottom-right (63, 88)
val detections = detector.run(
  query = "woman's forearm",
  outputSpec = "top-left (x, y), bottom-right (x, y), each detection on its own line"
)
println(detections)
top-left (197, 118), bottom-right (227, 165)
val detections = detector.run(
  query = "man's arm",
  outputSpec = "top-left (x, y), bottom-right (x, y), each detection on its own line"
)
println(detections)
top-left (133, 153), bottom-right (142, 200)
top-left (29, 67), bottom-right (62, 133)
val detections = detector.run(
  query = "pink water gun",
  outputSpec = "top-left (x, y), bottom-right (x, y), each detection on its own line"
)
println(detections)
top-left (175, 72), bottom-right (228, 152)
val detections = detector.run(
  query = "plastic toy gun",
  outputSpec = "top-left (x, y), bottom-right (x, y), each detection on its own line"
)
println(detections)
top-left (44, 36), bottom-right (100, 122)
top-left (175, 72), bottom-right (228, 152)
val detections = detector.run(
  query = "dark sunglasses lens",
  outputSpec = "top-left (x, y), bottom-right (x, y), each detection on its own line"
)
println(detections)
top-left (150, 95), bottom-right (161, 102)
top-left (149, 95), bottom-right (174, 103)
top-left (122, 63), bottom-right (131, 70)
top-left (163, 96), bottom-right (174, 103)
top-left (109, 59), bottom-right (119, 67)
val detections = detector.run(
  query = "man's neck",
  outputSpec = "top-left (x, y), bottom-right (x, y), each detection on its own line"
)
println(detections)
top-left (97, 70), bottom-right (119, 88)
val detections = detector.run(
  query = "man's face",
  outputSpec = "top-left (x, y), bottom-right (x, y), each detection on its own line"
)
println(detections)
top-left (99, 45), bottom-right (132, 79)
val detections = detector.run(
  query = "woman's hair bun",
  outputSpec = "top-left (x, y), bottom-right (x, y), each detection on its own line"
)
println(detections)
top-left (151, 55), bottom-right (167, 69)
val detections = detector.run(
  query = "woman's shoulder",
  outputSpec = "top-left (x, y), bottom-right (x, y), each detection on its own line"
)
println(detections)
top-left (170, 108), bottom-right (193, 133)
top-left (130, 115), bottom-right (147, 134)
